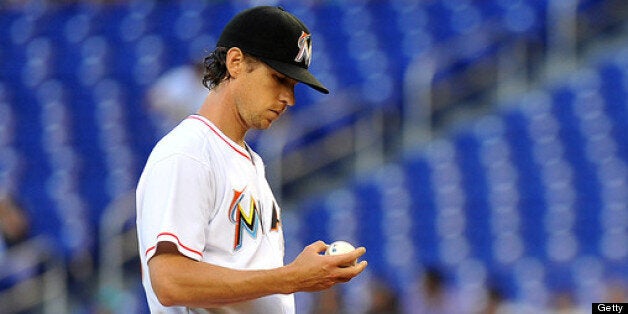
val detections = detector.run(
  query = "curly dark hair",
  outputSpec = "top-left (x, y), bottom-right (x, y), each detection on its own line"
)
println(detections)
top-left (202, 47), bottom-right (229, 90)
top-left (202, 47), bottom-right (260, 90)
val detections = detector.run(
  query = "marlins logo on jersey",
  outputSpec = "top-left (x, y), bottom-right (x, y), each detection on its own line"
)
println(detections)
top-left (228, 187), bottom-right (283, 251)
top-left (228, 187), bottom-right (261, 251)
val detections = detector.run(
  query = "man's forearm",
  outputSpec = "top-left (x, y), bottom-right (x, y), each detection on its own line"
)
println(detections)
top-left (148, 242), bottom-right (296, 308)
top-left (148, 240), bottom-right (367, 308)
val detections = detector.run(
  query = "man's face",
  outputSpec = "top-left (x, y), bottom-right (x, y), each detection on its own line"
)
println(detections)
top-left (233, 59), bottom-right (297, 130)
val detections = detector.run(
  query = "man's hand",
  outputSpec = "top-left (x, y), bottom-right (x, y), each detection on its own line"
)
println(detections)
top-left (284, 240), bottom-right (368, 292)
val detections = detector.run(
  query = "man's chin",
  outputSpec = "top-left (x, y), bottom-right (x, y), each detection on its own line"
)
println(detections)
top-left (253, 123), bottom-right (272, 131)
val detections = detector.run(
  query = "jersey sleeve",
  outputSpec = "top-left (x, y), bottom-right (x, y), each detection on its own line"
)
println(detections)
top-left (137, 153), bottom-right (214, 262)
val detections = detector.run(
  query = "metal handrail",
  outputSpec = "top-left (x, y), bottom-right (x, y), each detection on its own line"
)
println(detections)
top-left (0, 235), bottom-right (68, 314)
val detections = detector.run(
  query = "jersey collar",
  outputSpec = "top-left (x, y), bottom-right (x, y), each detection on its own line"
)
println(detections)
top-left (187, 115), bottom-right (252, 162)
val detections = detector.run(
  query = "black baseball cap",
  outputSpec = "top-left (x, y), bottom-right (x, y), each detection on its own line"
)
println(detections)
top-left (217, 6), bottom-right (329, 94)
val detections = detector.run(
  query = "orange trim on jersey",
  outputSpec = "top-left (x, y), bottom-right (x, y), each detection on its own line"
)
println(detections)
top-left (187, 115), bottom-right (252, 161)
top-left (145, 232), bottom-right (203, 259)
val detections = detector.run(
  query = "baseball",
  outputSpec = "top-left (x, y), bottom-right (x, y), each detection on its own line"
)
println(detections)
top-left (325, 240), bottom-right (357, 267)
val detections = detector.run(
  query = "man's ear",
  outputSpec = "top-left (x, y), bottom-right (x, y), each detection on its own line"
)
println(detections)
top-left (225, 47), bottom-right (244, 79)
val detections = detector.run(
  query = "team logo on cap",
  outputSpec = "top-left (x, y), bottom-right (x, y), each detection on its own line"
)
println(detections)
top-left (294, 31), bottom-right (312, 67)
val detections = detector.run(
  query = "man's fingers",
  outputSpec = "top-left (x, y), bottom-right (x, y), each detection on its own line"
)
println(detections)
top-left (352, 246), bottom-right (366, 259)
top-left (307, 240), bottom-right (328, 254)
top-left (337, 260), bottom-right (368, 279)
top-left (356, 260), bottom-right (368, 271)
top-left (331, 246), bottom-right (366, 264)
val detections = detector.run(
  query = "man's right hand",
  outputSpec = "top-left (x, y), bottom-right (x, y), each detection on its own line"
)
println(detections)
top-left (283, 240), bottom-right (368, 293)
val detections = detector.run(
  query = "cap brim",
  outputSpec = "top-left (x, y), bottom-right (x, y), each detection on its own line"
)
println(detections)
top-left (260, 58), bottom-right (329, 94)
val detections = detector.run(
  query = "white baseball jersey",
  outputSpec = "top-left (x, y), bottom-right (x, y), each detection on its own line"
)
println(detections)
top-left (136, 115), bottom-right (294, 314)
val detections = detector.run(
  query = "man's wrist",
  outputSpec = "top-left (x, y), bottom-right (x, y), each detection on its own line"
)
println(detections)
top-left (275, 264), bottom-right (297, 294)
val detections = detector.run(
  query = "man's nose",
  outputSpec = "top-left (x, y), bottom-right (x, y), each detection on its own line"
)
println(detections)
top-left (280, 86), bottom-right (295, 108)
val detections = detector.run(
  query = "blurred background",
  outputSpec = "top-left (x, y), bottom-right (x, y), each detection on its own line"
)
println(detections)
top-left (1, 0), bottom-right (627, 313)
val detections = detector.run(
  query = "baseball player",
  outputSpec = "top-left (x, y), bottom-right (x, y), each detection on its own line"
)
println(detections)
top-left (136, 6), bottom-right (367, 313)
